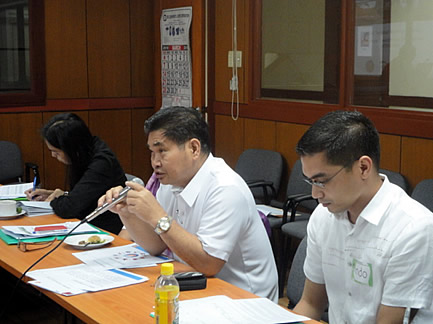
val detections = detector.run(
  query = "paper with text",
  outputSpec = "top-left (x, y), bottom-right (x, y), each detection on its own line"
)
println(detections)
top-left (72, 243), bottom-right (172, 269)
top-left (179, 295), bottom-right (310, 324)
top-left (0, 182), bottom-right (33, 198)
top-left (27, 264), bottom-right (148, 296)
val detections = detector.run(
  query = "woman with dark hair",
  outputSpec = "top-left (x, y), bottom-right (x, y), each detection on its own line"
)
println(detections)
top-left (25, 113), bottom-right (126, 234)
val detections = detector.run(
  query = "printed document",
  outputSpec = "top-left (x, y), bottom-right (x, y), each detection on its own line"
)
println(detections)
top-left (179, 295), bottom-right (310, 324)
top-left (256, 204), bottom-right (284, 216)
top-left (27, 264), bottom-right (148, 296)
top-left (0, 182), bottom-right (33, 199)
top-left (72, 243), bottom-right (172, 269)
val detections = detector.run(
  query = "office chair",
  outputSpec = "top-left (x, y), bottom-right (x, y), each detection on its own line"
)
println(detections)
top-left (379, 168), bottom-right (410, 193)
top-left (286, 235), bottom-right (307, 309)
top-left (287, 235), bottom-right (328, 322)
top-left (235, 148), bottom-right (284, 205)
top-left (0, 141), bottom-right (40, 185)
top-left (273, 159), bottom-right (317, 295)
top-left (267, 159), bottom-right (316, 230)
top-left (411, 179), bottom-right (433, 212)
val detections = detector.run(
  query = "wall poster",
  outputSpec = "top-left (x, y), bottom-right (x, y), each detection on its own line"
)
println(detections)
top-left (160, 7), bottom-right (192, 108)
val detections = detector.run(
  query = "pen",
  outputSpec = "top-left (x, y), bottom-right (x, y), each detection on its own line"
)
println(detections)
top-left (32, 177), bottom-right (37, 200)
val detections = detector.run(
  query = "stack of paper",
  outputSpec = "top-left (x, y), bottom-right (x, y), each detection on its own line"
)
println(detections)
top-left (0, 182), bottom-right (33, 199)
top-left (19, 201), bottom-right (54, 217)
top-left (2, 221), bottom-right (98, 240)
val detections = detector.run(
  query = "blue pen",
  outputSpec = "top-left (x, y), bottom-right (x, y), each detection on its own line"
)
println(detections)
top-left (31, 177), bottom-right (37, 200)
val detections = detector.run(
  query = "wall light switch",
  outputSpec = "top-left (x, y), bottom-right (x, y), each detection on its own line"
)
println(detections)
top-left (228, 51), bottom-right (242, 68)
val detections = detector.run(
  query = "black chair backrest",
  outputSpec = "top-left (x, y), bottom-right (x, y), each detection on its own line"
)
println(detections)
top-left (235, 148), bottom-right (283, 203)
top-left (412, 179), bottom-right (433, 212)
top-left (379, 168), bottom-right (410, 193)
top-left (286, 159), bottom-right (318, 212)
top-left (0, 141), bottom-right (23, 183)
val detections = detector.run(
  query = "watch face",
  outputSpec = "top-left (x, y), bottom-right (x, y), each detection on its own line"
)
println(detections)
top-left (160, 218), bottom-right (171, 231)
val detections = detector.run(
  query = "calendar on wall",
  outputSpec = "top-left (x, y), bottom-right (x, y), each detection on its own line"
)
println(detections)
top-left (160, 7), bottom-right (192, 108)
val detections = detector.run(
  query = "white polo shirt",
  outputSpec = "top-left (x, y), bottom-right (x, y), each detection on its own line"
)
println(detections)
top-left (305, 175), bottom-right (433, 323)
top-left (156, 154), bottom-right (279, 302)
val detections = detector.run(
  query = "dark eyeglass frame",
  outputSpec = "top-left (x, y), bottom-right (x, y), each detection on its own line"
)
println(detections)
top-left (17, 238), bottom-right (57, 252)
top-left (303, 165), bottom-right (347, 189)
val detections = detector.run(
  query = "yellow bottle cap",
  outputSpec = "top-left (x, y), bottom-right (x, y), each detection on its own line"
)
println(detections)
top-left (160, 263), bottom-right (174, 275)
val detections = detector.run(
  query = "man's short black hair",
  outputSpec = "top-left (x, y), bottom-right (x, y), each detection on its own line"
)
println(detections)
top-left (144, 106), bottom-right (211, 154)
top-left (296, 110), bottom-right (380, 170)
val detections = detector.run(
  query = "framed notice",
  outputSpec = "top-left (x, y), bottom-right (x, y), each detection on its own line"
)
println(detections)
top-left (160, 7), bottom-right (192, 108)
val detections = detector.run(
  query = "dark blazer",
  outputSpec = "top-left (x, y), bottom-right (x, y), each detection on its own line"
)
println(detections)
top-left (50, 137), bottom-right (126, 234)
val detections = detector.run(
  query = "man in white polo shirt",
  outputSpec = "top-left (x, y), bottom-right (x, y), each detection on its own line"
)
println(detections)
top-left (293, 110), bottom-right (433, 323)
top-left (100, 107), bottom-right (278, 302)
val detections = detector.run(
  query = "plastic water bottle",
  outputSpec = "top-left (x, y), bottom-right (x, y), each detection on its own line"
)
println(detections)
top-left (155, 263), bottom-right (179, 324)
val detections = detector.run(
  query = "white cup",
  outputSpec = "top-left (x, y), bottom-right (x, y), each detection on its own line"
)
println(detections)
top-left (0, 200), bottom-right (17, 216)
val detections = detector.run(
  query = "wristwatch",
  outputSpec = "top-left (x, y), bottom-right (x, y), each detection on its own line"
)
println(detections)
top-left (154, 215), bottom-right (173, 235)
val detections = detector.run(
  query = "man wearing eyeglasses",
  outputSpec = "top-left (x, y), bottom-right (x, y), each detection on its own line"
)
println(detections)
top-left (293, 110), bottom-right (433, 323)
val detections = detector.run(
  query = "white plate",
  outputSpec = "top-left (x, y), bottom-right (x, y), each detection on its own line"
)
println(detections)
top-left (0, 210), bottom-right (26, 220)
top-left (64, 234), bottom-right (114, 250)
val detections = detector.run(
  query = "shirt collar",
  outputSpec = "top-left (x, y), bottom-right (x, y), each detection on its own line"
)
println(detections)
top-left (357, 174), bottom-right (391, 226)
top-left (170, 153), bottom-right (213, 207)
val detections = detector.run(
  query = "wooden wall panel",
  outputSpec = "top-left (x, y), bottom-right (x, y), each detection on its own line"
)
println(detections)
top-left (45, 0), bottom-right (88, 99)
top-left (131, 109), bottom-right (154, 183)
top-left (191, 0), bottom-right (206, 108)
top-left (240, 0), bottom-right (249, 103)
top-left (130, 0), bottom-right (154, 97)
top-left (0, 113), bottom-right (44, 181)
top-left (214, 0), bottom-right (231, 102)
top-left (379, 134), bottom-right (401, 172)
top-left (276, 122), bottom-right (309, 169)
top-left (89, 110), bottom-right (132, 173)
top-left (87, 0), bottom-right (131, 98)
top-left (42, 111), bottom-right (89, 190)
top-left (214, 115), bottom-right (244, 168)
top-left (243, 118), bottom-right (276, 150)
top-left (214, 0), bottom-right (248, 103)
top-left (401, 136), bottom-right (433, 189)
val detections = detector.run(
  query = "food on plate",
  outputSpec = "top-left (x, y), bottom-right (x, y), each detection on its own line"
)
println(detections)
top-left (78, 235), bottom-right (106, 245)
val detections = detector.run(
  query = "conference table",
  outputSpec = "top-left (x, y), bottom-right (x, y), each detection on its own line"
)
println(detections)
top-left (0, 214), bottom-right (319, 323)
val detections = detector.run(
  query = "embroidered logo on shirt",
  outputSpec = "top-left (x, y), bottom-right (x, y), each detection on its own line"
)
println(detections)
top-left (351, 259), bottom-right (373, 287)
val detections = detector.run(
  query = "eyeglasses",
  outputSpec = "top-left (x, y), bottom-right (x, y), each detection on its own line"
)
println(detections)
top-left (303, 165), bottom-right (346, 189)
top-left (17, 238), bottom-right (57, 252)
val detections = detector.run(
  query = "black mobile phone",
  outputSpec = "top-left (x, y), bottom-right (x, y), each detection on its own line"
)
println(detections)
top-left (173, 271), bottom-right (207, 291)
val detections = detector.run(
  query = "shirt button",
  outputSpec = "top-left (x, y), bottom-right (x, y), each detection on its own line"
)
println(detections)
top-left (348, 292), bottom-right (352, 296)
